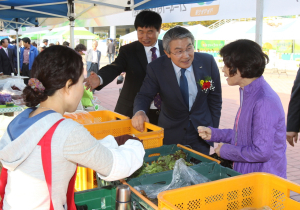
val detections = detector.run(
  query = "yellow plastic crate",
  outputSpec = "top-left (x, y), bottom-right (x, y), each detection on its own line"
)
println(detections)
top-left (75, 120), bottom-right (164, 191)
top-left (158, 172), bottom-right (300, 210)
top-left (84, 119), bottom-right (164, 149)
top-left (64, 110), bottom-right (129, 124)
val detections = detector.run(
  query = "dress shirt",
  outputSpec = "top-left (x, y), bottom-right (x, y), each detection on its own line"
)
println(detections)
top-left (92, 50), bottom-right (98, 63)
top-left (2, 47), bottom-right (8, 57)
top-left (23, 47), bottom-right (30, 64)
top-left (171, 61), bottom-right (198, 111)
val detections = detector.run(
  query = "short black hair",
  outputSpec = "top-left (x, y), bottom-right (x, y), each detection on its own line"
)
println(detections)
top-left (74, 44), bottom-right (87, 52)
top-left (63, 41), bottom-right (70, 47)
top-left (220, 39), bottom-right (269, 78)
top-left (0, 39), bottom-right (8, 45)
top-left (11, 41), bottom-right (16, 44)
top-left (43, 39), bottom-right (48, 43)
top-left (134, 10), bottom-right (162, 31)
top-left (22, 37), bottom-right (31, 44)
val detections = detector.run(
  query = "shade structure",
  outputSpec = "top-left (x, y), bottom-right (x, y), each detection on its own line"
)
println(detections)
top-left (42, 26), bottom-right (98, 40)
top-left (266, 18), bottom-right (300, 40)
top-left (20, 30), bottom-right (49, 40)
top-left (120, 29), bottom-right (165, 45)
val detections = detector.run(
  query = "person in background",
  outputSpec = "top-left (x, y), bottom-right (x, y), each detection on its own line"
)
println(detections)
top-left (0, 45), bottom-right (144, 209)
top-left (198, 39), bottom-right (287, 178)
top-left (63, 41), bottom-right (70, 47)
top-left (75, 44), bottom-right (87, 55)
top-left (49, 43), bottom-right (55, 47)
top-left (7, 39), bottom-right (17, 74)
top-left (0, 38), bottom-right (14, 75)
top-left (107, 39), bottom-right (115, 64)
top-left (85, 40), bottom-right (101, 78)
top-left (20, 37), bottom-right (39, 85)
top-left (40, 39), bottom-right (48, 48)
top-left (32, 42), bottom-right (38, 48)
top-left (132, 26), bottom-right (221, 155)
top-left (56, 41), bottom-right (60, 45)
top-left (85, 10), bottom-right (164, 125)
top-left (286, 67), bottom-right (300, 147)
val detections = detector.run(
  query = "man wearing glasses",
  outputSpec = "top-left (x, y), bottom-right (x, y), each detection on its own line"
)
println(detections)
top-left (132, 26), bottom-right (222, 155)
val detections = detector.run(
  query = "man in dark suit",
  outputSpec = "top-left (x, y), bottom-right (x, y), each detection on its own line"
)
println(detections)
top-left (132, 26), bottom-right (222, 155)
top-left (287, 68), bottom-right (300, 146)
top-left (85, 10), bottom-right (164, 124)
top-left (0, 38), bottom-right (14, 75)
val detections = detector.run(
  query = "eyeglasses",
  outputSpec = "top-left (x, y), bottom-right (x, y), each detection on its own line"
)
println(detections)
top-left (170, 46), bottom-right (194, 57)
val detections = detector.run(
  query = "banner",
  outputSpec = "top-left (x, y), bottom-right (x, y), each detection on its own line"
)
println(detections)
top-left (72, 0), bottom-right (300, 27)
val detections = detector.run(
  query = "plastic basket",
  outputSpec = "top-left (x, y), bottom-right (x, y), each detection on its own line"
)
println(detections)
top-left (123, 162), bottom-right (241, 210)
top-left (75, 187), bottom-right (116, 209)
top-left (75, 119), bottom-right (164, 191)
top-left (64, 110), bottom-right (129, 124)
top-left (84, 119), bottom-right (164, 149)
top-left (157, 172), bottom-right (300, 210)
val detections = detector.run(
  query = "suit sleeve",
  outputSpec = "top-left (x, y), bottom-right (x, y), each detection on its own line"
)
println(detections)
top-left (207, 55), bottom-right (222, 128)
top-left (95, 46), bottom-right (128, 91)
top-left (0, 54), bottom-right (3, 73)
top-left (287, 68), bottom-right (300, 132)
top-left (13, 46), bottom-right (17, 69)
top-left (133, 64), bottom-right (160, 115)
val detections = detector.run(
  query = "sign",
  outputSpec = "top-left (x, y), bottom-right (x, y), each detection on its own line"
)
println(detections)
top-left (197, 40), bottom-right (225, 51)
top-left (73, 0), bottom-right (300, 27)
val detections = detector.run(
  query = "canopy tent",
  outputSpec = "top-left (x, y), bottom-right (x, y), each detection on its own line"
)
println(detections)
top-left (267, 18), bottom-right (300, 40)
top-left (120, 29), bottom-right (165, 45)
top-left (20, 30), bottom-right (50, 40)
top-left (42, 26), bottom-right (98, 43)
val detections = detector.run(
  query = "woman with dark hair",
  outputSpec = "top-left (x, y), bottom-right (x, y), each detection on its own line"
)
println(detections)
top-left (0, 46), bottom-right (144, 209)
top-left (74, 43), bottom-right (87, 55)
top-left (198, 39), bottom-right (287, 178)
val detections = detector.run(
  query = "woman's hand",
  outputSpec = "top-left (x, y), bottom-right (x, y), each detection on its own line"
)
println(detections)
top-left (198, 126), bottom-right (212, 140)
top-left (215, 143), bottom-right (224, 157)
top-left (286, 131), bottom-right (298, 147)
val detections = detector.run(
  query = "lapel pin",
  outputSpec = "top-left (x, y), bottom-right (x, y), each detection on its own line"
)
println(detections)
top-left (199, 66), bottom-right (202, 68)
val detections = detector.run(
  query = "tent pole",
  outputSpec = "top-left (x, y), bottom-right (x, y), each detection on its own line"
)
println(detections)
top-left (68, 0), bottom-right (75, 48)
top-left (15, 28), bottom-right (20, 77)
top-left (255, 0), bottom-right (264, 46)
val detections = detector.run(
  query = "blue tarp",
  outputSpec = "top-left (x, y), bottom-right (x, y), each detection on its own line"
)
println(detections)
top-left (0, 0), bottom-right (67, 29)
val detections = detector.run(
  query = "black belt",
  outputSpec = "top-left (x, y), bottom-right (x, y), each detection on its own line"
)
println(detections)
top-left (91, 62), bottom-right (98, 64)
top-left (23, 63), bottom-right (29, 65)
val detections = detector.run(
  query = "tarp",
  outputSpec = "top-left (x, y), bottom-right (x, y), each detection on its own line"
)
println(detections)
top-left (42, 26), bottom-right (98, 40)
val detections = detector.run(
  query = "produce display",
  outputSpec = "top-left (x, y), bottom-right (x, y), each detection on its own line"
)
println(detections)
top-left (131, 150), bottom-right (193, 178)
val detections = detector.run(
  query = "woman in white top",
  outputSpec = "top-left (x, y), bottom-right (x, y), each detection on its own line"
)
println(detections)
top-left (0, 45), bottom-right (145, 210)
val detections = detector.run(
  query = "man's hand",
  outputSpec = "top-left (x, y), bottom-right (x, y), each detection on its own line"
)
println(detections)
top-left (287, 131), bottom-right (299, 147)
top-left (85, 72), bottom-right (100, 91)
top-left (215, 143), bottom-right (224, 157)
top-left (132, 111), bottom-right (149, 132)
top-left (198, 126), bottom-right (212, 140)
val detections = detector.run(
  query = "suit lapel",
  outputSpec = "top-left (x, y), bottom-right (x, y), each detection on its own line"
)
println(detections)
top-left (163, 58), bottom-right (188, 109)
top-left (135, 42), bottom-right (148, 72)
top-left (0, 48), bottom-right (9, 58)
top-left (190, 54), bottom-right (205, 112)
top-left (158, 40), bottom-right (165, 56)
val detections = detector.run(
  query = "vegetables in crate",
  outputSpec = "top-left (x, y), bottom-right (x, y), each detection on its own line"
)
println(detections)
top-left (131, 150), bottom-right (193, 178)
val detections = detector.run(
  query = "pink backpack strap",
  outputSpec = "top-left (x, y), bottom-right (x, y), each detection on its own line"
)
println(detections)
top-left (0, 167), bottom-right (8, 209)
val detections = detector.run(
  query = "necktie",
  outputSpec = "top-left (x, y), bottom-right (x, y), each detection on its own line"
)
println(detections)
top-left (180, 68), bottom-right (189, 109)
top-left (151, 47), bottom-right (161, 110)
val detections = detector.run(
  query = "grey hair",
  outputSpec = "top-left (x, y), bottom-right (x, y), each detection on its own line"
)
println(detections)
top-left (162, 26), bottom-right (195, 54)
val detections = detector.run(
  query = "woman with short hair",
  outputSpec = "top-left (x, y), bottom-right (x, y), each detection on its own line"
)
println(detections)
top-left (198, 39), bottom-right (287, 178)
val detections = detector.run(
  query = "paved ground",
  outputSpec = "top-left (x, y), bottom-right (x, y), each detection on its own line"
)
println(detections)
top-left (90, 56), bottom-right (300, 201)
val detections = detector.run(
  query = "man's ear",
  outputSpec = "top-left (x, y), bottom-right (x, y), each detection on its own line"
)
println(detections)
top-left (164, 50), bottom-right (171, 58)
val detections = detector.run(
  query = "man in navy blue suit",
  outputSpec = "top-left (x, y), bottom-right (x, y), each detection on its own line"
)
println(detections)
top-left (132, 26), bottom-right (222, 155)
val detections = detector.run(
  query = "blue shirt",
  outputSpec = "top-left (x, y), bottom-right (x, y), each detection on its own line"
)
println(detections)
top-left (171, 61), bottom-right (198, 111)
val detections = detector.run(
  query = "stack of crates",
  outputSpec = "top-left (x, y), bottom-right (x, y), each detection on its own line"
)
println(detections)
top-left (63, 110), bottom-right (164, 192)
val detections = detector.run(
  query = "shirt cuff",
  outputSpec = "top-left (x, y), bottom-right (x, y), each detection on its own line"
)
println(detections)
top-left (135, 110), bottom-right (146, 116)
top-left (97, 75), bottom-right (103, 85)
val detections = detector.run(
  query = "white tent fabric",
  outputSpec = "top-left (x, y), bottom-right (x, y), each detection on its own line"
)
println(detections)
top-left (120, 29), bottom-right (165, 45)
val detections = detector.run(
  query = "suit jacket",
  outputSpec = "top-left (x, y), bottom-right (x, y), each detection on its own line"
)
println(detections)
top-left (133, 53), bottom-right (222, 146)
top-left (107, 42), bottom-right (115, 54)
top-left (96, 40), bottom-right (165, 118)
top-left (85, 49), bottom-right (101, 71)
top-left (0, 48), bottom-right (14, 75)
top-left (20, 45), bottom-right (38, 70)
top-left (7, 44), bottom-right (17, 70)
top-left (287, 67), bottom-right (300, 132)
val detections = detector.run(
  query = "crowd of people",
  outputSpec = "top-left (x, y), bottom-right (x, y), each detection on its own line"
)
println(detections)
top-left (0, 9), bottom-right (299, 209)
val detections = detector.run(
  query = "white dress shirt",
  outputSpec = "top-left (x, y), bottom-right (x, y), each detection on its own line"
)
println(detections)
top-left (92, 50), bottom-right (98, 63)
top-left (2, 47), bottom-right (8, 57)
top-left (171, 61), bottom-right (198, 111)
